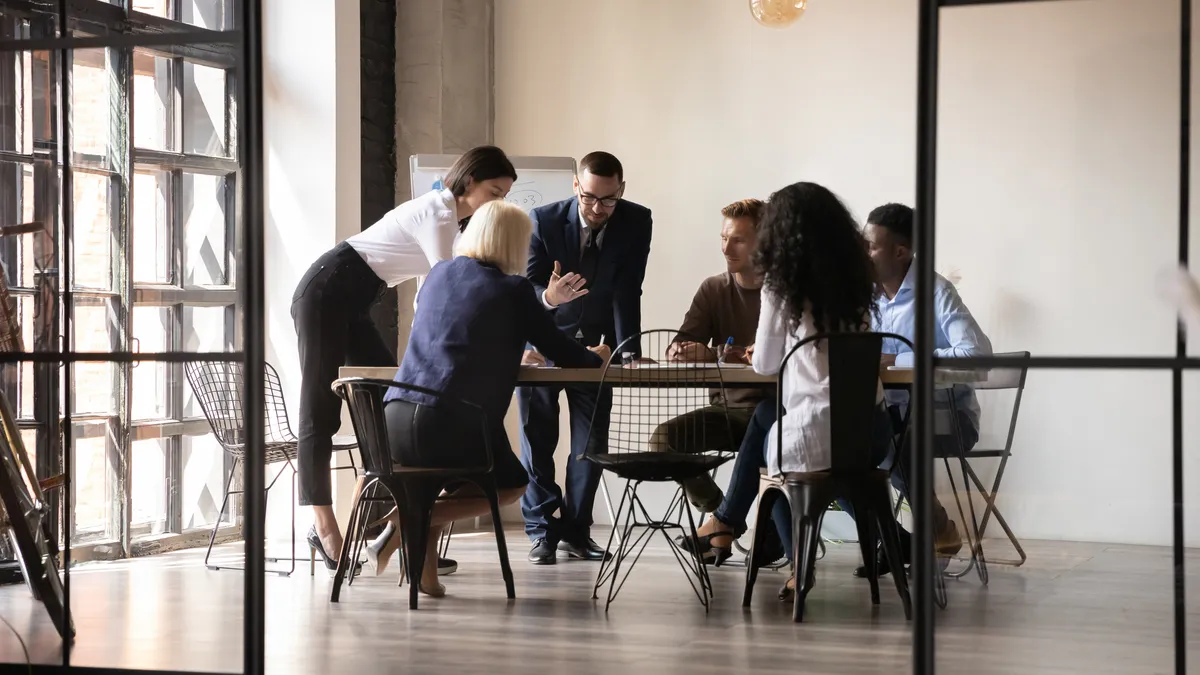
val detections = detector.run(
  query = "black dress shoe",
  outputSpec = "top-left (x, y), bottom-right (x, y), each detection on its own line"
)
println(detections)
top-left (854, 556), bottom-right (891, 579)
top-left (528, 538), bottom-right (557, 565)
top-left (558, 538), bottom-right (612, 562)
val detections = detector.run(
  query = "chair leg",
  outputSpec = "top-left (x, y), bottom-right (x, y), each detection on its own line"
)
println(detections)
top-left (205, 457), bottom-right (240, 571)
top-left (943, 455), bottom-right (989, 586)
top-left (330, 477), bottom-right (368, 603)
top-left (788, 482), bottom-right (827, 623)
top-left (287, 462), bottom-right (297, 576)
top-left (439, 522), bottom-right (454, 560)
top-left (398, 481), bottom-right (440, 610)
top-left (873, 486), bottom-right (912, 620)
top-left (204, 491), bottom-right (235, 570)
top-left (483, 481), bottom-right (516, 600)
top-left (966, 459), bottom-right (1027, 567)
top-left (347, 482), bottom-right (380, 587)
top-left (676, 493), bottom-right (713, 611)
top-left (592, 478), bottom-right (631, 601)
top-left (742, 487), bottom-right (783, 608)
top-left (851, 494), bottom-right (881, 606)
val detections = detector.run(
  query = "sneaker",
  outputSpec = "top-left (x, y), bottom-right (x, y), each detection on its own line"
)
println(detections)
top-left (437, 557), bottom-right (458, 576)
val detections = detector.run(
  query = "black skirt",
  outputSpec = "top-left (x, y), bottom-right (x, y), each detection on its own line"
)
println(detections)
top-left (383, 398), bottom-right (529, 491)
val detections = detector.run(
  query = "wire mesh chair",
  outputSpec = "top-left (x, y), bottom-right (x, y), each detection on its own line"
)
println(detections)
top-left (184, 360), bottom-right (358, 576)
top-left (586, 329), bottom-right (737, 612)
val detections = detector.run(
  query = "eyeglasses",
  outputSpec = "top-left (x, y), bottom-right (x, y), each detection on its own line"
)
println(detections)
top-left (576, 182), bottom-right (623, 208)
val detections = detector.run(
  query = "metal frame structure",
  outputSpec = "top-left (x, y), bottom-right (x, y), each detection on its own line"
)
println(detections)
top-left (0, 0), bottom-right (241, 562)
top-left (0, 0), bottom-right (263, 672)
top-left (914, 1), bottom-right (1191, 673)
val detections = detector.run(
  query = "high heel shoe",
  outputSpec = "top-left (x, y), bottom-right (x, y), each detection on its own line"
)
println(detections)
top-left (676, 531), bottom-right (734, 566)
top-left (307, 526), bottom-right (362, 577)
top-left (369, 521), bottom-right (460, 577)
top-left (366, 521), bottom-right (397, 577)
top-left (778, 577), bottom-right (796, 602)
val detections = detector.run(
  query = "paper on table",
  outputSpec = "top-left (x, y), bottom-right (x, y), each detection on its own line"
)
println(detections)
top-left (633, 362), bottom-right (748, 369)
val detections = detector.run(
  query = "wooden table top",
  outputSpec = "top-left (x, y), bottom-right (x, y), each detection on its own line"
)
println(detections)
top-left (334, 365), bottom-right (965, 387)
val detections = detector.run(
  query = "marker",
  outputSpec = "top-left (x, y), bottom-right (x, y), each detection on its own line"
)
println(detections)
top-left (720, 336), bottom-right (734, 363)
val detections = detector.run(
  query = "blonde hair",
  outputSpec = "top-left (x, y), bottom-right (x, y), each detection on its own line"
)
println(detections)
top-left (454, 200), bottom-right (532, 275)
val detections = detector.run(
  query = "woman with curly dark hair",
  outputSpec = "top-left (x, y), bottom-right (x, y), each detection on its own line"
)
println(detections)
top-left (680, 181), bottom-right (896, 599)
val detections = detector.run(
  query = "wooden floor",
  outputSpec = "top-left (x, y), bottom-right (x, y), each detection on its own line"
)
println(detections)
top-left (1, 531), bottom-right (1198, 674)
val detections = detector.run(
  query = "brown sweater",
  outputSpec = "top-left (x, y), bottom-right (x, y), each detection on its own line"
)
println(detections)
top-left (676, 272), bottom-right (764, 409)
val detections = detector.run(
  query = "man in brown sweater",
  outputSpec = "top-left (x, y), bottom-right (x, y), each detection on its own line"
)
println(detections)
top-left (649, 199), bottom-right (765, 512)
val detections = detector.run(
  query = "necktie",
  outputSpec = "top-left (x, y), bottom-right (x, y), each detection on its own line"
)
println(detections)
top-left (579, 228), bottom-right (601, 285)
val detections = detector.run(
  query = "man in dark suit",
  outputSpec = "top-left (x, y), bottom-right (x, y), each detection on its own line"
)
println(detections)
top-left (517, 151), bottom-right (653, 565)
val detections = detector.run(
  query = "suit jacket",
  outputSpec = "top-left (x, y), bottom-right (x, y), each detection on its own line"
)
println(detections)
top-left (387, 257), bottom-right (602, 427)
top-left (526, 197), bottom-right (653, 354)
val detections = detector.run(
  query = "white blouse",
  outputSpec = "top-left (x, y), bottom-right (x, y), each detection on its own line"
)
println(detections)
top-left (345, 189), bottom-right (459, 287)
top-left (751, 287), bottom-right (883, 476)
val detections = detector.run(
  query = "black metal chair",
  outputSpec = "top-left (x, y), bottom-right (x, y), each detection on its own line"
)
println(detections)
top-left (585, 329), bottom-right (737, 612)
top-left (935, 351), bottom-right (1031, 584)
top-left (184, 360), bottom-right (358, 576)
top-left (329, 377), bottom-right (514, 610)
top-left (742, 331), bottom-right (913, 622)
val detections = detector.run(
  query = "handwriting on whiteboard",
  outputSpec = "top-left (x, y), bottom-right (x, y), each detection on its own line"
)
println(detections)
top-left (504, 181), bottom-right (547, 210)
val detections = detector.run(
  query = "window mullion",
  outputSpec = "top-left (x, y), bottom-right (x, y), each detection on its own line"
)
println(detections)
top-left (167, 301), bottom-right (183, 533)
top-left (107, 40), bottom-right (134, 556)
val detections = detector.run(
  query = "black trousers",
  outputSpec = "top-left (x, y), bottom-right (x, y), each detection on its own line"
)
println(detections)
top-left (384, 399), bottom-right (530, 491)
top-left (291, 242), bottom-right (395, 506)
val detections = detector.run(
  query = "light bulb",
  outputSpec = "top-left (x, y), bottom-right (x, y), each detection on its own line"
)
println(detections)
top-left (749, 0), bottom-right (807, 28)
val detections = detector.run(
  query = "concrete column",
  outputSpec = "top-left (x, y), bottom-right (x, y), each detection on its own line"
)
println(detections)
top-left (393, 0), bottom-right (495, 352)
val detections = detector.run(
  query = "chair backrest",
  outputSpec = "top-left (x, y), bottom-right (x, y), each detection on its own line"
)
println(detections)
top-left (331, 378), bottom-right (395, 475)
top-left (584, 329), bottom-right (737, 463)
top-left (183, 360), bottom-right (295, 454)
top-left (970, 350), bottom-right (1030, 456)
top-left (778, 331), bottom-right (914, 473)
top-left (332, 377), bottom-right (494, 476)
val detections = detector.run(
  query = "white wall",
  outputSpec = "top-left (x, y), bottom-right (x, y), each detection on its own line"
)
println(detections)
top-left (495, 0), bottom-right (1200, 546)
top-left (264, 0), bottom-right (361, 536)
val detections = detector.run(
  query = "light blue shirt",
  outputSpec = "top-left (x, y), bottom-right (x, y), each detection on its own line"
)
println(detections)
top-left (873, 263), bottom-right (993, 433)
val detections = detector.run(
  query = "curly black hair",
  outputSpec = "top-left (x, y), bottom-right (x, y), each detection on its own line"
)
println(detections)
top-left (754, 182), bottom-right (877, 336)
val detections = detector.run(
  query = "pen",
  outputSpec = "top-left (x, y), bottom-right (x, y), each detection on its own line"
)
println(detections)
top-left (599, 333), bottom-right (606, 347)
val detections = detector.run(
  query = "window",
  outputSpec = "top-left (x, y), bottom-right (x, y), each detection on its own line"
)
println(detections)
top-left (127, 38), bottom-right (237, 544)
top-left (0, 3), bottom-right (238, 553)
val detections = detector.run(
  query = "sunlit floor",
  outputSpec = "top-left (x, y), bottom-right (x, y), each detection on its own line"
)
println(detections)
top-left (1, 531), bottom-right (1198, 674)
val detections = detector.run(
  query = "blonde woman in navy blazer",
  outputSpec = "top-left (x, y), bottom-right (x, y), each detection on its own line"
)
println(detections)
top-left (366, 200), bottom-right (610, 598)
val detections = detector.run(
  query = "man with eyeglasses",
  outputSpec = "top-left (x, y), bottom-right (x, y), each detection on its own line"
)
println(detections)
top-left (517, 151), bottom-right (653, 565)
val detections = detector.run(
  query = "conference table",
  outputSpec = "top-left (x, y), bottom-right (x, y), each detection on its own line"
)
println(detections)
top-left (335, 364), bottom-right (949, 387)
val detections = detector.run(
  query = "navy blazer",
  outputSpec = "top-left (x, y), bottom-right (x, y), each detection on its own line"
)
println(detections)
top-left (526, 197), bottom-right (653, 354)
top-left (387, 257), bottom-right (602, 428)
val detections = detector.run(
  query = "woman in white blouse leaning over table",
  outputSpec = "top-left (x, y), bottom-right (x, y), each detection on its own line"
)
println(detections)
top-left (680, 181), bottom-right (897, 600)
top-left (290, 146), bottom-right (517, 572)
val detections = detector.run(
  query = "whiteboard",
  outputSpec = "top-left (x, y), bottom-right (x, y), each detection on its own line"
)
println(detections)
top-left (408, 154), bottom-right (577, 214)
